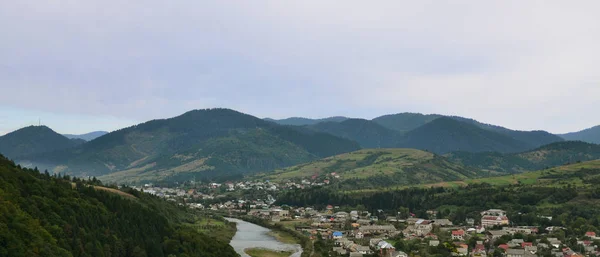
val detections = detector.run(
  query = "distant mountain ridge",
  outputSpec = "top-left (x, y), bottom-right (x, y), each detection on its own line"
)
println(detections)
top-left (0, 126), bottom-right (83, 159)
top-left (264, 116), bottom-right (349, 126)
top-left (560, 125), bottom-right (600, 144)
top-left (63, 131), bottom-right (108, 141)
top-left (446, 141), bottom-right (600, 174)
top-left (16, 109), bottom-right (360, 183)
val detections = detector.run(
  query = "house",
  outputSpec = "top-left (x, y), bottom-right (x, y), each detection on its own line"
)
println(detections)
top-left (357, 245), bottom-right (373, 255)
top-left (333, 231), bottom-right (343, 239)
top-left (506, 249), bottom-right (525, 257)
top-left (433, 219), bottom-right (453, 226)
top-left (390, 250), bottom-right (408, 257)
top-left (456, 244), bottom-right (469, 256)
top-left (349, 253), bottom-right (363, 257)
top-left (585, 231), bottom-right (597, 238)
top-left (355, 231), bottom-right (364, 239)
top-left (498, 244), bottom-right (509, 252)
top-left (429, 240), bottom-right (440, 247)
top-left (521, 242), bottom-right (533, 248)
top-left (452, 230), bottom-right (465, 240)
top-left (359, 225), bottom-right (397, 235)
top-left (414, 219), bottom-right (434, 236)
top-left (508, 239), bottom-right (524, 248)
top-left (472, 242), bottom-right (486, 257)
top-left (333, 247), bottom-right (346, 255)
top-left (481, 209), bottom-right (509, 227)
top-left (487, 230), bottom-right (511, 240)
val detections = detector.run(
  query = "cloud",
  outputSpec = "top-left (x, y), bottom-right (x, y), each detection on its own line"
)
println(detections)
top-left (0, 0), bottom-right (599, 133)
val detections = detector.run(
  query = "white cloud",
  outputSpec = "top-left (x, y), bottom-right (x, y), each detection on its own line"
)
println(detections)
top-left (0, 0), bottom-right (599, 133)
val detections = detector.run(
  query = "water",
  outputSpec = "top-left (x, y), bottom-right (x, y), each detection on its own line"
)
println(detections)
top-left (225, 218), bottom-right (303, 257)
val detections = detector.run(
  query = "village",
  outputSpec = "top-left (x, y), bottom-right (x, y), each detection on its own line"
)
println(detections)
top-left (125, 182), bottom-right (600, 257)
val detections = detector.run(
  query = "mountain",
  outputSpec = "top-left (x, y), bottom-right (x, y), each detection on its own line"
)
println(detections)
top-left (17, 108), bottom-right (360, 183)
top-left (264, 116), bottom-right (349, 126)
top-left (399, 117), bottom-right (533, 154)
top-left (560, 125), bottom-right (600, 144)
top-left (372, 113), bottom-right (443, 133)
top-left (446, 140), bottom-right (600, 174)
top-left (0, 154), bottom-right (238, 257)
top-left (63, 131), bottom-right (108, 141)
top-left (0, 125), bottom-right (83, 159)
top-left (306, 119), bottom-right (403, 148)
top-left (373, 113), bottom-right (563, 148)
top-left (260, 148), bottom-right (484, 189)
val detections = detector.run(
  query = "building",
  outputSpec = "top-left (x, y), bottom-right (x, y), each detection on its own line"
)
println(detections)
top-left (333, 231), bottom-right (343, 239)
top-left (481, 209), bottom-right (509, 227)
top-left (452, 230), bottom-right (465, 240)
top-left (359, 225), bottom-right (397, 235)
top-left (506, 249), bottom-right (525, 257)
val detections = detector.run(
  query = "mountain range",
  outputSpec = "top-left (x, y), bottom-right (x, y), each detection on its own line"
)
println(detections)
top-left (1, 108), bottom-right (599, 184)
top-left (63, 131), bottom-right (108, 141)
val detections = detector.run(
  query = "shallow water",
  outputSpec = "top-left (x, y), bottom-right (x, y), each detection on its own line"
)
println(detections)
top-left (225, 218), bottom-right (303, 257)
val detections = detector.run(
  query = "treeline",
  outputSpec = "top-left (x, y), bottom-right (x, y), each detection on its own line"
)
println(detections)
top-left (0, 155), bottom-right (238, 257)
top-left (276, 182), bottom-right (600, 237)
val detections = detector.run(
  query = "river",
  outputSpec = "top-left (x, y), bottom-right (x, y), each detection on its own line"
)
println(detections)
top-left (225, 218), bottom-right (303, 257)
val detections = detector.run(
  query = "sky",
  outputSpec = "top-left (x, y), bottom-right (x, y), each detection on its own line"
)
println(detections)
top-left (1, 1), bottom-right (599, 136)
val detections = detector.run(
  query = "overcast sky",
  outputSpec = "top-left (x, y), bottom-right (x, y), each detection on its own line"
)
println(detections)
top-left (1, 1), bottom-right (599, 135)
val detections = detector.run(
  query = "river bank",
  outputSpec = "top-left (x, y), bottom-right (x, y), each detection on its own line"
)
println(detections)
top-left (225, 217), bottom-right (303, 257)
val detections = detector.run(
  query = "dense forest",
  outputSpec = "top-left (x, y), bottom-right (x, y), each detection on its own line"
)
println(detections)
top-left (0, 154), bottom-right (238, 257)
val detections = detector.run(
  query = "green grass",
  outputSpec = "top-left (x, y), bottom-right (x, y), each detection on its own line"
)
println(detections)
top-left (186, 216), bottom-right (236, 243)
top-left (268, 230), bottom-right (300, 244)
top-left (244, 248), bottom-right (293, 257)
top-left (346, 159), bottom-right (600, 194)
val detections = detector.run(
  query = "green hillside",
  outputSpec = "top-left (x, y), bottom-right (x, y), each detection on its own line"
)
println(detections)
top-left (372, 113), bottom-right (442, 133)
top-left (17, 109), bottom-right (360, 184)
top-left (561, 125), bottom-right (600, 144)
top-left (446, 141), bottom-right (600, 174)
top-left (0, 154), bottom-right (238, 257)
top-left (306, 119), bottom-right (402, 148)
top-left (0, 126), bottom-right (83, 159)
top-left (261, 148), bottom-right (484, 189)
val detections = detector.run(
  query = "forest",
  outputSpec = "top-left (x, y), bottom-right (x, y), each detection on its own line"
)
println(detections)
top-left (0, 154), bottom-right (238, 257)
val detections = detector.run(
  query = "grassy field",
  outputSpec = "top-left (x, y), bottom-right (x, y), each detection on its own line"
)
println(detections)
top-left (267, 230), bottom-right (300, 244)
top-left (244, 248), bottom-right (293, 257)
top-left (187, 216), bottom-right (236, 243)
top-left (348, 159), bottom-right (600, 193)
top-left (257, 148), bottom-right (482, 189)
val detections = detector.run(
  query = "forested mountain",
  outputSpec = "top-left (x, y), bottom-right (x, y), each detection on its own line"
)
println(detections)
top-left (261, 148), bottom-right (484, 189)
top-left (264, 116), bottom-right (349, 126)
top-left (0, 126), bottom-right (83, 159)
top-left (398, 117), bottom-right (533, 154)
top-left (63, 131), bottom-right (109, 141)
top-left (372, 113), bottom-right (442, 133)
top-left (446, 141), bottom-right (600, 174)
top-left (17, 109), bottom-right (360, 184)
top-left (561, 125), bottom-right (600, 144)
top-left (0, 154), bottom-right (238, 257)
top-left (306, 119), bottom-right (402, 148)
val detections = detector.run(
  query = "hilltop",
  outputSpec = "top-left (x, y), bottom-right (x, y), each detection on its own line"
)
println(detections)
top-left (264, 116), bottom-right (349, 126)
top-left (0, 125), bottom-right (83, 159)
top-left (398, 117), bottom-right (533, 153)
top-left (261, 148), bottom-right (484, 189)
top-left (306, 119), bottom-right (402, 148)
top-left (446, 141), bottom-right (600, 174)
top-left (63, 131), bottom-right (108, 141)
top-left (0, 154), bottom-right (238, 257)
top-left (17, 109), bottom-right (359, 183)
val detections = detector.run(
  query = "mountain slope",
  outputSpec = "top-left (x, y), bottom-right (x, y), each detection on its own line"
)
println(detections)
top-left (446, 141), bottom-right (600, 174)
top-left (18, 109), bottom-right (360, 183)
top-left (0, 154), bottom-right (238, 257)
top-left (264, 116), bottom-right (349, 126)
top-left (306, 119), bottom-right (402, 148)
top-left (399, 117), bottom-right (532, 154)
top-left (373, 113), bottom-right (563, 148)
top-left (63, 131), bottom-right (108, 141)
top-left (560, 125), bottom-right (600, 144)
top-left (261, 148), bottom-right (484, 189)
top-left (0, 126), bottom-right (83, 159)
